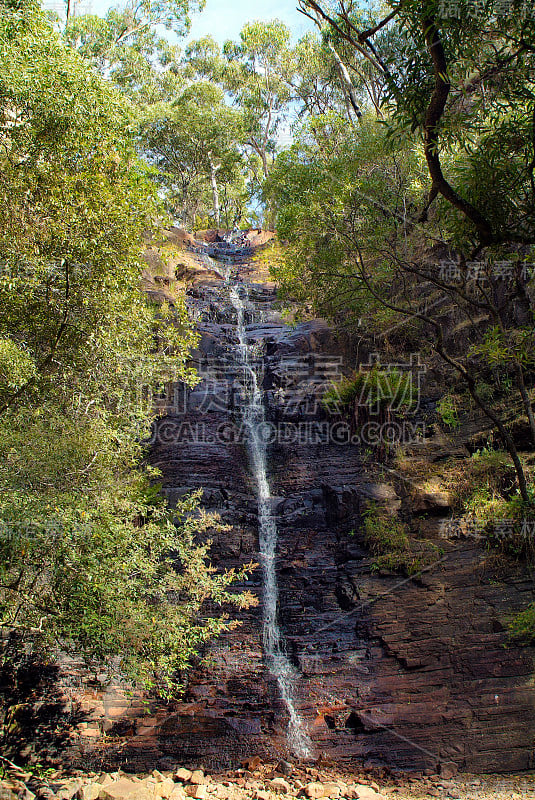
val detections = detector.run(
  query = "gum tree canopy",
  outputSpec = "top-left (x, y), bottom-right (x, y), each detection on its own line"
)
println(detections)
top-left (0, 0), bottom-right (253, 695)
top-left (266, 0), bottom-right (535, 501)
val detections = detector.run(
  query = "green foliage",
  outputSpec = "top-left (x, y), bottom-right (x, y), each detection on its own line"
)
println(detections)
top-left (437, 448), bottom-right (535, 561)
top-left (474, 380), bottom-right (497, 404)
top-left (64, 0), bottom-right (201, 102)
top-left (508, 603), bottom-right (535, 646)
top-left (264, 114), bottom-right (425, 320)
top-left (446, 448), bottom-right (517, 511)
top-left (223, 19), bottom-right (293, 163)
top-left (0, 1), bottom-right (251, 695)
top-left (0, 759), bottom-right (55, 781)
top-left (470, 324), bottom-right (535, 370)
top-left (268, 2), bottom-right (535, 499)
top-left (436, 394), bottom-right (460, 430)
top-left (0, 2), bottom-right (198, 422)
top-left (187, 20), bottom-right (294, 179)
top-left (0, 484), bottom-right (255, 696)
top-left (0, 339), bottom-right (37, 396)
top-left (140, 82), bottom-right (248, 227)
top-left (291, 32), bottom-right (349, 117)
top-left (323, 365), bottom-right (416, 416)
top-left (363, 504), bottom-right (410, 554)
top-left (362, 503), bottom-right (438, 575)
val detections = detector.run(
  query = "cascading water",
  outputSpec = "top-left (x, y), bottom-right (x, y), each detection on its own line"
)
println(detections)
top-left (229, 283), bottom-right (313, 759)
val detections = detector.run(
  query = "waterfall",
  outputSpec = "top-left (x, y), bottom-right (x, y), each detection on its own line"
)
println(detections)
top-left (229, 284), bottom-right (313, 760)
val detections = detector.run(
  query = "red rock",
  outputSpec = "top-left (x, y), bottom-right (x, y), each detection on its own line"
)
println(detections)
top-left (9, 275), bottom-right (535, 778)
top-left (439, 763), bottom-right (458, 780)
top-left (99, 780), bottom-right (151, 800)
top-left (304, 783), bottom-right (325, 799)
top-left (242, 757), bottom-right (261, 771)
top-left (185, 787), bottom-right (206, 800)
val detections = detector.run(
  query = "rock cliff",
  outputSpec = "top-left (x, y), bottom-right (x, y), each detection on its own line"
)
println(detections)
top-left (138, 270), bottom-right (535, 773)
top-left (4, 259), bottom-right (534, 776)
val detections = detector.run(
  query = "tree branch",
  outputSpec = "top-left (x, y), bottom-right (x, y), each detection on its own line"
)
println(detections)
top-left (421, 15), bottom-right (494, 245)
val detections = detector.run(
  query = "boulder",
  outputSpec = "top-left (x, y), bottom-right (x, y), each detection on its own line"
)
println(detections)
top-left (185, 787), bottom-right (207, 800)
top-left (99, 779), bottom-right (152, 800)
top-left (320, 785), bottom-right (340, 798)
top-left (78, 785), bottom-right (104, 800)
top-left (242, 757), bottom-right (261, 771)
top-left (211, 788), bottom-right (231, 800)
top-left (175, 771), bottom-right (193, 784)
top-left (340, 789), bottom-right (360, 800)
top-left (275, 762), bottom-right (293, 778)
top-left (165, 227), bottom-right (196, 247)
top-left (412, 489), bottom-right (451, 515)
top-left (268, 779), bottom-right (291, 795)
top-left (56, 781), bottom-right (83, 800)
top-left (189, 772), bottom-right (207, 786)
top-left (359, 483), bottom-right (401, 514)
top-left (303, 783), bottom-right (325, 799)
top-left (169, 789), bottom-right (187, 800)
top-left (439, 762), bottom-right (458, 780)
top-left (352, 786), bottom-right (386, 800)
top-left (154, 779), bottom-right (176, 799)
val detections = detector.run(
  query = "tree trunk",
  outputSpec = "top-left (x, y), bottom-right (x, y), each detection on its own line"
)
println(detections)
top-left (208, 153), bottom-right (221, 230)
top-left (421, 15), bottom-right (494, 245)
top-left (260, 149), bottom-right (269, 178)
top-left (326, 39), bottom-right (362, 121)
top-left (514, 361), bottom-right (535, 446)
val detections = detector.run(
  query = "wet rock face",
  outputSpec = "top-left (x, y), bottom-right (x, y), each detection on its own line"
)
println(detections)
top-left (144, 277), bottom-right (535, 774)
top-left (11, 272), bottom-right (534, 774)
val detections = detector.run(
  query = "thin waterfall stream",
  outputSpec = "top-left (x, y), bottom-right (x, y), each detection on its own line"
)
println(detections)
top-left (228, 282), bottom-right (313, 759)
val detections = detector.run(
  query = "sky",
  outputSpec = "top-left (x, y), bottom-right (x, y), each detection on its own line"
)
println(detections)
top-left (42, 0), bottom-right (313, 145)
top-left (50, 0), bottom-right (315, 44)
top-left (186, 0), bottom-right (314, 44)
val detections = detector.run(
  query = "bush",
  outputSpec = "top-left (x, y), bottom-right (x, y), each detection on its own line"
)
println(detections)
top-left (0, 477), bottom-right (257, 697)
top-left (508, 603), bottom-right (535, 646)
top-left (324, 364), bottom-right (416, 418)
top-left (445, 448), bottom-right (517, 512)
top-left (0, 4), bottom-right (252, 698)
top-left (362, 503), bottom-right (439, 575)
top-left (436, 393), bottom-right (460, 430)
top-left (439, 448), bottom-right (535, 562)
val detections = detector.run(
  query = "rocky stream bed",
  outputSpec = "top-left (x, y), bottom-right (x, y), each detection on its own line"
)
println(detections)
top-left (2, 760), bottom-right (535, 800)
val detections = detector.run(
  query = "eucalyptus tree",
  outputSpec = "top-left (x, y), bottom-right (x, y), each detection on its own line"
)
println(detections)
top-left (187, 21), bottom-right (294, 178)
top-left (268, 0), bottom-right (535, 503)
top-left (140, 82), bottom-right (247, 227)
top-left (287, 32), bottom-right (364, 122)
top-left (298, 0), bottom-right (535, 250)
top-left (223, 20), bottom-right (294, 176)
top-left (0, 0), bottom-right (252, 692)
top-left (63, 5), bottom-right (190, 104)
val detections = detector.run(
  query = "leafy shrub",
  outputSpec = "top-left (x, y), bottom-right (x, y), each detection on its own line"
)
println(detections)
top-left (362, 503), bottom-right (439, 575)
top-left (324, 364), bottom-right (416, 417)
top-left (0, 481), bottom-right (256, 697)
top-left (508, 603), bottom-right (535, 646)
top-left (474, 381), bottom-right (496, 404)
top-left (436, 393), bottom-right (460, 430)
top-left (0, 5), bottom-right (250, 698)
top-left (0, 339), bottom-right (37, 396)
top-left (439, 448), bottom-right (535, 562)
top-left (445, 448), bottom-right (517, 511)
